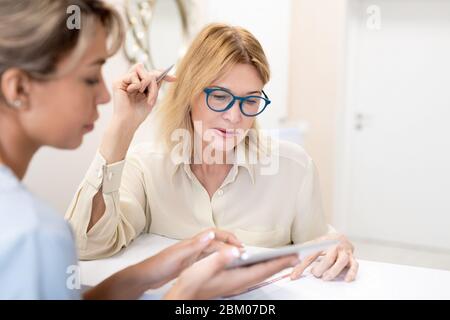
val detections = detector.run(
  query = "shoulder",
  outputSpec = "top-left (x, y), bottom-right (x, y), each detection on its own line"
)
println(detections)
top-left (278, 139), bottom-right (312, 168)
top-left (127, 141), bottom-right (168, 164)
top-left (263, 138), bottom-right (313, 170)
top-left (126, 141), bottom-right (181, 177)
top-left (0, 172), bottom-right (78, 299)
top-left (0, 183), bottom-right (73, 247)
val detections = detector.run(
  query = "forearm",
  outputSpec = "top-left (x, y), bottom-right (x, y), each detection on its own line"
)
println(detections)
top-left (100, 117), bottom-right (137, 164)
top-left (83, 263), bottom-right (151, 300)
top-left (87, 118), bottom-right (136, 230)
top-left (164, 285), bottom-right (191, 300)
top-left (66, 156), bottom-right (131, 258)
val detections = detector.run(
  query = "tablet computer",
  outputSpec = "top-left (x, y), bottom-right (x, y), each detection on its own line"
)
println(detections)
top-left (226, 239), bottom-right (339, 269)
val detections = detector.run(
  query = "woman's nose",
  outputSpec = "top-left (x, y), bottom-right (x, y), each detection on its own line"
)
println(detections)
top-left (223, 100), bottom-right (242, 124)
top-left (97, 77), bottom-right (111, 105)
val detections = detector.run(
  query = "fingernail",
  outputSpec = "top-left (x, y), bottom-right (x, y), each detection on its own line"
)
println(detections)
top-left (322, 274), bottom-right (331, 281)
top-left (201, 231), bottom-right (215, 243)
top-left (229, 247), bottom-right (241, 258)
top-left (291, 259), bottom-right (300, 267)
top-left (345, 276), bottom-right (354, 282)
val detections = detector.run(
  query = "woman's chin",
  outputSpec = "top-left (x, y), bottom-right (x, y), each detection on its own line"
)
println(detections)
top-left (52, 135), bottom-right (83, 150)
top-left (210, 140), bottom-right (236, 153)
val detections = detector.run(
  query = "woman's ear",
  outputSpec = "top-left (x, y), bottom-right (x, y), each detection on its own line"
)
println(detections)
top-left (0, 68), bottom-right (31, 109)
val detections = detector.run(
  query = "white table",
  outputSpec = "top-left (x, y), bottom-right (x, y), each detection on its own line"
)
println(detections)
top-left (79, 234), bottom-right (450, 299)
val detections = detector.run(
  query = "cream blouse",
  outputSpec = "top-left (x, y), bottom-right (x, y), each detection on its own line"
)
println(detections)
top-left (66, 136), bottom-right (333, 260)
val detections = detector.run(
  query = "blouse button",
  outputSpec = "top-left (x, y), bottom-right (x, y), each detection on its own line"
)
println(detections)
top-left (217, 189), bottom-right (224, 196)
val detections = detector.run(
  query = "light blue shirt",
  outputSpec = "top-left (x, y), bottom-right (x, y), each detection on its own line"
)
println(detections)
top-left (0, 165), bottom-right (81, 299)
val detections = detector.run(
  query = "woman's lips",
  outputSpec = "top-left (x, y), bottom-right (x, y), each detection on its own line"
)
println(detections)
top-left (213, 128), bottom-right (238, 138)
top-left (83, 124), bottom-right (95, 132)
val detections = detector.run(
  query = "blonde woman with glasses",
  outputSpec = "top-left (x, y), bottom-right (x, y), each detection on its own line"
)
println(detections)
top-left (0, 0), bottom-right (298, 299)
top-left (67, 23), bottom-right (359, 283)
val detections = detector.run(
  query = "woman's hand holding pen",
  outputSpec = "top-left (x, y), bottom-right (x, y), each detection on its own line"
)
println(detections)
top-left (100, 63), bottom-right (175, 164)
top-left (112, 63), bottom-right (175, 130)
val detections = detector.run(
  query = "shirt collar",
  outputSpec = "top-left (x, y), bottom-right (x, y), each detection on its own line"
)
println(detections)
top-left (169, 135), bottom-right (257, 184)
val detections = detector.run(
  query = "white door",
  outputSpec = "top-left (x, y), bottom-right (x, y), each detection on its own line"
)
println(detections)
top-left (342, 0), bottom-right (450, 251)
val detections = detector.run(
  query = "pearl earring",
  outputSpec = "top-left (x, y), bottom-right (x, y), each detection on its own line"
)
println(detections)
top-left (12, 100), bottom-right (22, 108)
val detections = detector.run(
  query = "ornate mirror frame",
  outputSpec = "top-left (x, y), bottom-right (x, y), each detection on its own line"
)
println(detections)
top-left (124, 0), bottom-right (194, 70)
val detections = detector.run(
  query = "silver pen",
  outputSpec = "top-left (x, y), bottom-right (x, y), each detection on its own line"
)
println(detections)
top-left (144, 64), bottom-right (175, 95)
top-left (156, 64), bottom-right (175, 84)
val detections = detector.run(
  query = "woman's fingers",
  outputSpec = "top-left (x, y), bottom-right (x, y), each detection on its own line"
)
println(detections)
top-left (210, 228), bottom-right (244, 248)
top-left (154, 66), bottom-right (176, 83)
top-left (223, 255), bottom-right (300, 294)
top-left (164, 247), bottom-right (240, 300)
top-left (120, 72), bottom-right (138, 90)
top-left (136, 63), bottom-right (175, 91)
top-left (157, 74), bottom-right (176, 88)
top-left (185, 247), bottom-right (241, 283)
top-left (134, 63), bottom-right (154, 93)
top-left (146, 77), bottom-right (158, 106)
top-left (188, 228), bottom-right (244, 260)
top-left (124, 64), bottom-right (154, 95)
top-left (174, 230), bottom-right (217, 263)
top-left (155, 230), bottom-right (216, 271)
top-left (311, 246), bottom-right (338, 278)
top-left (138, 75), bottom-right (153, 94)
top-left (198, 255), bottom-right (298, 300)
top-left (290, 251), bottom-right (321, 280)
top-left (180, 229), bottom-right (217, 257)
top-left (344, 254), bottom-right (359, 282)
top-left (201, 241), bottom-right (246, 259)
top-left (187, 230), bottom-right (242, 255)
top-left (122, 63), bottom-right (175, 98)
top-left (126, 71), bottom-right (141, 93)
top-left (321, 250), bottom-right (350, 281)
top-left (162, 74), bottom-right (176, 82)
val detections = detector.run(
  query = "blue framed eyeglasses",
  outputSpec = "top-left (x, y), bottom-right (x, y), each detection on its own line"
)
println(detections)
top-left (203, 87), bottom-right (271, 117)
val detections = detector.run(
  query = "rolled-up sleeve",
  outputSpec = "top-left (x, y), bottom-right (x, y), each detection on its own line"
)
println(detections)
top-left (65, 151), bottom-right (148, 260)
top-left (291, 158), bottom-right (335, 244)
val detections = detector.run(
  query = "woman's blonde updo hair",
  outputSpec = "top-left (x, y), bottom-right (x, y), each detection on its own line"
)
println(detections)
top-left (154, 23), bottom-right (271, 151)
top-left (0, 0), bottom-right (124, 101)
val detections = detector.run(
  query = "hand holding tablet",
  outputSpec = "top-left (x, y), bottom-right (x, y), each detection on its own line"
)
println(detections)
top-left (227, 239), bottom-right (339, 269)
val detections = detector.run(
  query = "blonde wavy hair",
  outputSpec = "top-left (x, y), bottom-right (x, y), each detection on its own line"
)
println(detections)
top-left (154, 23), bottom-right (270, 152)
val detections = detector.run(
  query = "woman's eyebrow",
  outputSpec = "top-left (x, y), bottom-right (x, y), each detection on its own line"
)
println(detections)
top-left (247, 90), bottom-right (262, 95)
top-left (88, 58), bottom-right (106, 67)
top-left (212, 86), bottom-right (262, 95)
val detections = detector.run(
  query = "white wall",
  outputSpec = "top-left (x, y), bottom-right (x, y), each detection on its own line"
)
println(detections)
top-left (23, 0), bottom-right (293, 214)
top-left (336, 0), bottom-right (450, 249)
top-left (287, 0), bottom-right (347, 222)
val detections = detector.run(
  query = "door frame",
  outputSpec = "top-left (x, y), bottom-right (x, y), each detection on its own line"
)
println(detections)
top-left (332, 0), bottom-right (362, 236)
